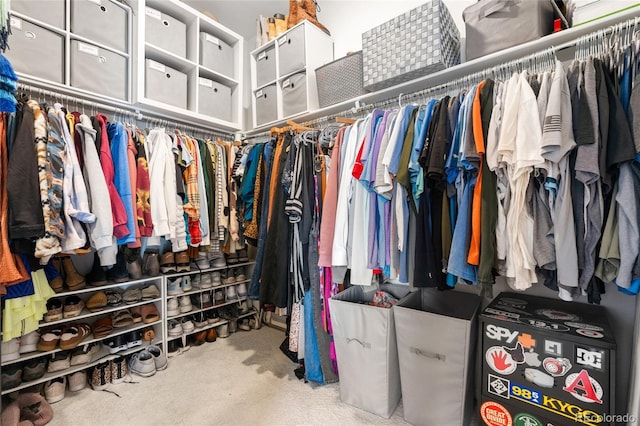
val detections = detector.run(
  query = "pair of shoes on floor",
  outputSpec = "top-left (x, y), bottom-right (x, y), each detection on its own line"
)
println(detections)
top-left (167, 339), bottom-right (191, 357)
top-left (89, 355), bottom-right (129, 391)
top-left (128, 345), bottom-right (167, 377)
top-left (191, 328), bottom-right (218, 346)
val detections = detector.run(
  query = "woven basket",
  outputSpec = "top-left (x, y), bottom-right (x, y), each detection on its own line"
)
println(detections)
top-left (315, 51), bottom-right (364, 108)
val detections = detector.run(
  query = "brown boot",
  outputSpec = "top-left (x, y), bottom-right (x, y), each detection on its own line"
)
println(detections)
top-left (206, 328), bottom-right (217, 342)
top-left (48, 258), bottom-right (64, 293)
top-left (159, 251), bottom-right (176, 274)
top-left (62, 257), bottom-right (86, 290)
top-left (175, 251), bottom-right (190, 272)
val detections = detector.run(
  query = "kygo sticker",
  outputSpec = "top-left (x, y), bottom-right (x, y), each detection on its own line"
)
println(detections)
top-left (513, 413), bottom-right (544, 426)
top-left (519, 318), bottom-right (570, 332)
top-left (524, 368), bottom-right (555, 388)
top-left (544, 340), bottom-right (563, 357)
top-left (536, 309), bottom-right (580, 321)
top-left (543, 357), bottom-right (572, 377)
top-left (576, 329), bottom-right (604, 339)
top-left (564, 322), bottom-right (604, 331)
top-left (488, 374), bottom-right (510, 399)
top-left (486, 346), bottom-right (518, 375)
top-left (575, 347), bottom-right (604, 371)
top-left (486, 325), bottom-right (520, 343)
top-left (480, 401), bottom-right (513, 426)
top-left (563, 370), bottom-right (604, 404)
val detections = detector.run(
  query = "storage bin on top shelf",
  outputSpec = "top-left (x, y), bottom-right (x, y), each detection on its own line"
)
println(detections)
top-left (315, 51), bottom-right (364, 108)
top-left (361, 0), bottom-right (461, 92)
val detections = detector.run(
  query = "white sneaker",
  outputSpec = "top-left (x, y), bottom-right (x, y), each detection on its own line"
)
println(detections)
top-left (226, 285), bottom-right (238, 301)
top-left (200, 273), bottom-right (213, 289)
top-left (167, 320), bottom-right (183, 336)
top-left (237, 282), bottom-right (247, 298)
top-left (167, 278), bottom-right (183, 296)
top-left (179, 296), bottom-right (193, 313)
top-left (192, 274), bottom-right (202, 288)
top-left (211, 271), bottom-right (221, 286)
top-left (45, 377), bottom-right (66, 403)
top-left (182, 275), bottom-right (193, 292)
top-left (167, 297), bottom-right (180, 317)
top-left (147, 345), bottom-right (168, 371)
top-left (129, 350), bottom-right (156, 377)
top-left (68, 371), bottom-right (87, 392)
top-left (181, 317), bottom-right (195, 333)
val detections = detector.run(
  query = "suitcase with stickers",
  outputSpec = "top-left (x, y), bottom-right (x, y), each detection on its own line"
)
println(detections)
top-left (479, 292), bottom-right (617, 426)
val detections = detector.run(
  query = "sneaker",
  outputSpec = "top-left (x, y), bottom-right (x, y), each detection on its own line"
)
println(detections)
top-left (179, 337), bottom-right (191, 352)
top-left (22, 357), bottom-right (48, 382)
top-left (168, 320), bottom-right (183, 337)
top-left (226, 285), bottom-right (238, 301)
top-left (175, 251), bottom-right (191, 272)
top-left (178, 295), bottom-right (193, 313)
top-left (44, 298), bottom-right (63, 322)
top-left (216, 323), bottom-right (230, 338)
top-left (2, 338), bottom-right (20, 361)
top-left (237, 282), bottom-right (248, 298)
top-left (225, 252), bottom-right (238, 265)
top-left (167, 278), bottom-right (183, 296)
top-left (237, 248), bottom-right (249, 262)
top-left (48, 351), bottom-right (71, 373)
top-left (195, 252), bottom-right (209, 269)
top-left (200, 273), bottom-right (213, 289)
top-left (68, 371), bottom-right (87, 392)
top-left (70, 343), bottom-right (99, 366)
top-left (238, 300), bottom-right (250, 314)
top-left (194, 312), bottom-right (208, 328)
top-left (214, 289), bottom-right (225, 305)
top-left (160, 251), bottom-right (176, 274)
top-left (129, 350), bottom-right (156, 377)
top-left (126, 330), bottom-right (143, 348)
top-left (167, 298), bottom-right (180, 317)
top-left (181, 275), bottom-right (193, 292)
top-left (180, 317), bottom-right (195, 334)
top-left (2, 365), bottom-right (22, 389)
top-left (110, 356), bottom-right (128, 384)
top-left (206, 309), bottom-right (219, 324)
top-left (234, 268), bottom-right (246, 282)
top-left (167, 340), bottom-right (182, 358)
top-left (19, 331), bottom-right (40, 354)
top-left (192, 274), bottom-right (202, 288)
top-left (44, 377), bottom-right (66, 403)
top-left (147, 345), bottom-right (168, 371)
top-left (191, 292), bottom-right (213, 309)
top-left (211, 271), bottom-right (222, 286)
top-left (104, 334), bottom-right (129, 354)
top-left (89, 362), bottom-right (111, 390)
top-left (210, 255), bottom-right (226, 268)
top-left (228, 319), bottom-right (238, 334)
top-left (238, 319), bottom-right (251, 331)
top-left (221, 270), bottom-right (235, 285)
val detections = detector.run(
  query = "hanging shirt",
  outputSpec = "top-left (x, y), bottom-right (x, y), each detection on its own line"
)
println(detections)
top-left (108, 121), bottom-right (136, 245)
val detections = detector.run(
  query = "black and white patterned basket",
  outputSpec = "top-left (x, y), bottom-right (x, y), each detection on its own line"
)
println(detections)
top-left (362, 0), bottom-right (461, 92)
top-left (315, 51), bottom-right (364, 108)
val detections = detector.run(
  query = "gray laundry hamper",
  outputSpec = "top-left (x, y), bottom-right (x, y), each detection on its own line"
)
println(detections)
top-left (329, 284), bottom-right (411, 419)
top-left (393, 288), bottom-right (481, 426)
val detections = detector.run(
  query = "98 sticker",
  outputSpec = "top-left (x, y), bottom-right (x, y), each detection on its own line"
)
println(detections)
top-left (510, 383), bottom-right (541, 405)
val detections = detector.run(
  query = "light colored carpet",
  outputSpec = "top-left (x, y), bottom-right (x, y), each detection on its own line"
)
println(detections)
top-left (49, 326), bottom-right (409, 425)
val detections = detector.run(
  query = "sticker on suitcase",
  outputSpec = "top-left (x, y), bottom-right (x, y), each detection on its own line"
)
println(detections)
top-left (564, 322), bottom-right (604, 331)
top-left (575, 346), bottom-right (604, 371)
top-left (486, 324), bottom-right (520, 343)
top-left (486, 345), bottom-right (525, 375)
top-left (563, 370), bottom-right (603, 404)
top-left (488, 374), bottom-right (510, 399)
top-left (480, 401), bottom-right (513, 426)
top-left (519, 318), bottom-right (570, 332)
top-left (576, 329), bottom-right (604, 339)
top-left (513, 413), bottom-right (544, 426)
top-left (535, 309), bottom-right (581, 321)
top-left (543, 357), bottom-right (572, 377)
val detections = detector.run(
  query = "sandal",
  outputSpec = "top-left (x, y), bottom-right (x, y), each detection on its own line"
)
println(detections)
top-left (112, 310), bottom-right (134, 328)
top-left (130, 306), bottom-right (143, 323)
top-left (141, 304), bottom-right (160, 324)
top-left (36, 328), bottom-right (63, 351)
top-left (59, 323), bottom-right (91, 350)
top-left (123, 288), bottom-right (142, 304)
top-left (104, 289), bottom-right (123, 307)
top-left (92, 316), bottom-right (113, 338)
top-left (87, 291), bottom-right (107, 312)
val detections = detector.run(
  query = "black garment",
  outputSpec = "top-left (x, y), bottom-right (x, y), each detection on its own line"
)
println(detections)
top-left (7, 101), bottom-right (44, 250)
top-left (91, 115), bottom-right (102, 155)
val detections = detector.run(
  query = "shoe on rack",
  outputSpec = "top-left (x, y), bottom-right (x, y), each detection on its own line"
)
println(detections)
top-left (106, 251), bottom-right (129, 284)
top-left (37, 328), bottom-right (63, 352)
top-left (160, 251), bottom-right (176, 274)
top-left (2, 365), bottom-right (22, 389)
top-left (200, 273), bottom-right (213, 289)
top-left (210, 255), bottom-right (226, 269)
top-left (205, 309), bottom-right (219, 324)
top-left (206, 328), bottom-right (218, 342)
top-left (147, 345), bottom-right (168, 371)
top-left (89, 362), bottom-right (111, 391)
top-left (59, 323), bottom-right (91, 350)
top-left (238, 319), bottom-right (251, 331)
top-left (62, 256), bottom-right (86, 290)
top-left (191, 292), bottom-right (213, 309)
top-left (192, 330), bottom-right (207, 346)
top-left (104, 334), bottom-right (129, 354)
top-left (112, 309), bottom-right (134, 328)
top-left (126, 330), bottom-right (143, 348)
top-left (167, 277), bottom-right (183, 296)
top-left (221, 270), bottom-right (235, 285)
top-left (92, 316), bottom-right (113, 339)
top-left (191, 274), bottom-right (202, 289)
top-left (237, 282), bottom-right (248, 298)
top-left (70, 343), bottom-right (99, 366)
top-left (123, 287), bottom-right (142, 304)
top-left (238, 300), bottom-right (249, 314)
top-left (68, 371), bottom-right (87, 392)
top-left (168, 320), bottom-right (183, 337)
top-left (167, 297), bottom-right (180, 317)
top-left (48, 351), bottom-right (71, 373)
top-left (110, 356), bottom-right (128, 384)
top-left (178, 295), bottom-right (193, 313)
top-left (22, 357), bottom-right (48, 382)
top-left (180, 317), bottom-right (195, 334)
top-left (48, 257), bottom-right (64, 292)
top-left (216, 323), bottom-right (230, 338)
top-left (225, 252), bottom-right (238, 265)
top-left (167, 340), bottom-right (181, 358)
top-left (44, 298), bottom-right (63, 322)
top-left (63, 295), bottom-right (85, 318)
top-left (142, 304), bottom-right (160, 324)
top-left (214, 289), bottom-right (225, 305)
top-left (19, 331), bottom-right (41, 354)
top-left (2, 338), bottom-right (20, 361)
top-left (194, 312), bottom-right (208, 328)
top-left (175, 251), bottom-right (191, 272)
top-left (226, 285), bottom-right (238, 301)
top-left (87, 291), bottom-right (108, 313)
top-left (87, 253), bottom-right (107, 287)
top-left (234, 268), bottom-right (246, 282)
top-left (105, 289), bottom-right (123, 307)
top-left (130, 305), bottom-right (142, 323)
top-left (142, 249), bottom-right (160, 277)
top-left (129, 350), bottom-right (156, 377)
top-left (141, 327), bottom-right (155, 342)
top-left (211, 271), bottom-right (222, 287)
top-left (195, 252), bottom-right (210, 269)
top-left (228, 319), bottom-right (238, 334)
top-left (237, 248), bottom-right (249, 262)
top-left (141, 284), bottom-right (160, 300)
top-left (44, 377), bottom-right (66, 403)
top-left (126, 256), bottom-right (143, 281)
top-left (181, 275), bottom-right (192, 292)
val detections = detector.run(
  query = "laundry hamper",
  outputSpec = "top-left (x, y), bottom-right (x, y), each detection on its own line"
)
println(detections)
top-left (393, 288), bottom-right (481, 426)
top-left (329, 284), bottom-right (411, 418)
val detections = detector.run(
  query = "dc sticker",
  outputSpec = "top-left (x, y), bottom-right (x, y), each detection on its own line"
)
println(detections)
top-left (513, 413), bottom-right (543, 426)
top-left (563, 369), bottom-right (604, 404)
top-left (488, 374), bottom-right (510, 399)
top-left (575, 347), bottom-right (604, 371)
top-left (576, 329), bottom-right (604, 339)
top-left (486, 346), bottom-right (517, 375)
top-left (480, 401), bottom-right (513, 426)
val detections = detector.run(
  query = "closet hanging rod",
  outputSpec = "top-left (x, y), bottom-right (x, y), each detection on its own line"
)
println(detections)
top-left (15, 82), bottom-right (235, 140)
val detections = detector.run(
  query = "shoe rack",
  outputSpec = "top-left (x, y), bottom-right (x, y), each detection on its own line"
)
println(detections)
top-left (1, 274), bottom-right (166, 396)
top-left (162, 261), bottom-right (258, 344)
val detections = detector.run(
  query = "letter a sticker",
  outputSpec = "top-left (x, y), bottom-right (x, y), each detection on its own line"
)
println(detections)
top-left (563, 369), bottom-right (603, 404)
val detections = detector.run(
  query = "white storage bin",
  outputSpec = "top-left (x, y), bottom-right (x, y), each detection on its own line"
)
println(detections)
top-left (277, 24), bottom-right (305, 77)
top-left (199, 33), bottom-right (234, 78)
top-left (329, 284), bottom-right (411, 418)
top-left (7, 17), bottom-right (64, 84)
top-left (145, 6), bottom-right (186, 58)
top-left (71, 0), bottom-right (128, 53)
top-left (281, 71), bottom-right (307, 117)
top-left (198, 77), bottom-right (231, 121)
top-left (145, 59), bottom-right (187, 110)
top-left (254, 84), bottom-right (277, 126)
top-left (71, 40), bottom-right (127, 100)
top-left (255, 44), bottom-right (276, 88)
top-left (11, 0), bottom-right (65, 29)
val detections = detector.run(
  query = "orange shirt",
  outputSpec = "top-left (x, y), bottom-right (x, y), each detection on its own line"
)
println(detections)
top-left (467, 80), bottom-right (486, 266)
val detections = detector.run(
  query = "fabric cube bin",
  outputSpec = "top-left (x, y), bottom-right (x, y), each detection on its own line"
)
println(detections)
top-left (362, 0), bottom-right (460, 92)
top-left (145, 60), bottom-right (187, 110)
top-left (254, 84), bottom-right (277, 126)
top-left (200, 33), bottom-right (234, 78)
top-left (145, 6), bottom-right (186, 58)
top-left (11, 0), bottom-right (65, 29)
top-left (71, 0), bottom-right (128, 53)
top-left (277, 25), bottom-right (305, 77)
top-left (255, 44), bottom-right (276, 88)
top-left (281, 72), bottom-right (307, 118)
top-left (393, 288), bottom-right (481, 426)
top-left (315, 51), bottom-right (364, 108)
top-left (329, 284), bottom-right (411, 418)
top-left (7, 17), bottom-right (64, 84)
top-left (463, 0), bottom-right (554, 61)
top-left (198, 77), bottom-right (231, 122)
top-left (71, 40), bottom-right (127, 100)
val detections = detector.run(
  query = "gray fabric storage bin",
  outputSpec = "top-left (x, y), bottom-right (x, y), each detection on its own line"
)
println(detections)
top-left (71, 0), bottom-right (128, 53)
top-left (316, 51), bottom-right (364, 108)
top-left (329, 284), bottom-right (411, 418)
top-left (255, 44), bottom-right (276, 88)
top-left (11, 0), bottom-right (65, 29)
top-left (200, 33), bottom-right (234, 78)
top-left (145, 59), bottom-right (187, 110)
top-left (198, 77), bottom-right (231, 122)
top-left (281, 72), bottom-right (307, 118)
top-left (277, 25), bottom-right (305, 77)
top-left (393, 289), bottom-right (481, 426)
top-left (145, 6), bottom-right (186, 58)
top-left (254, 84), bottom-right (277, 126)
top-left (71, 40), bottom-right (127, 100)
top-left (7, 17), bottom-right (64, 83)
